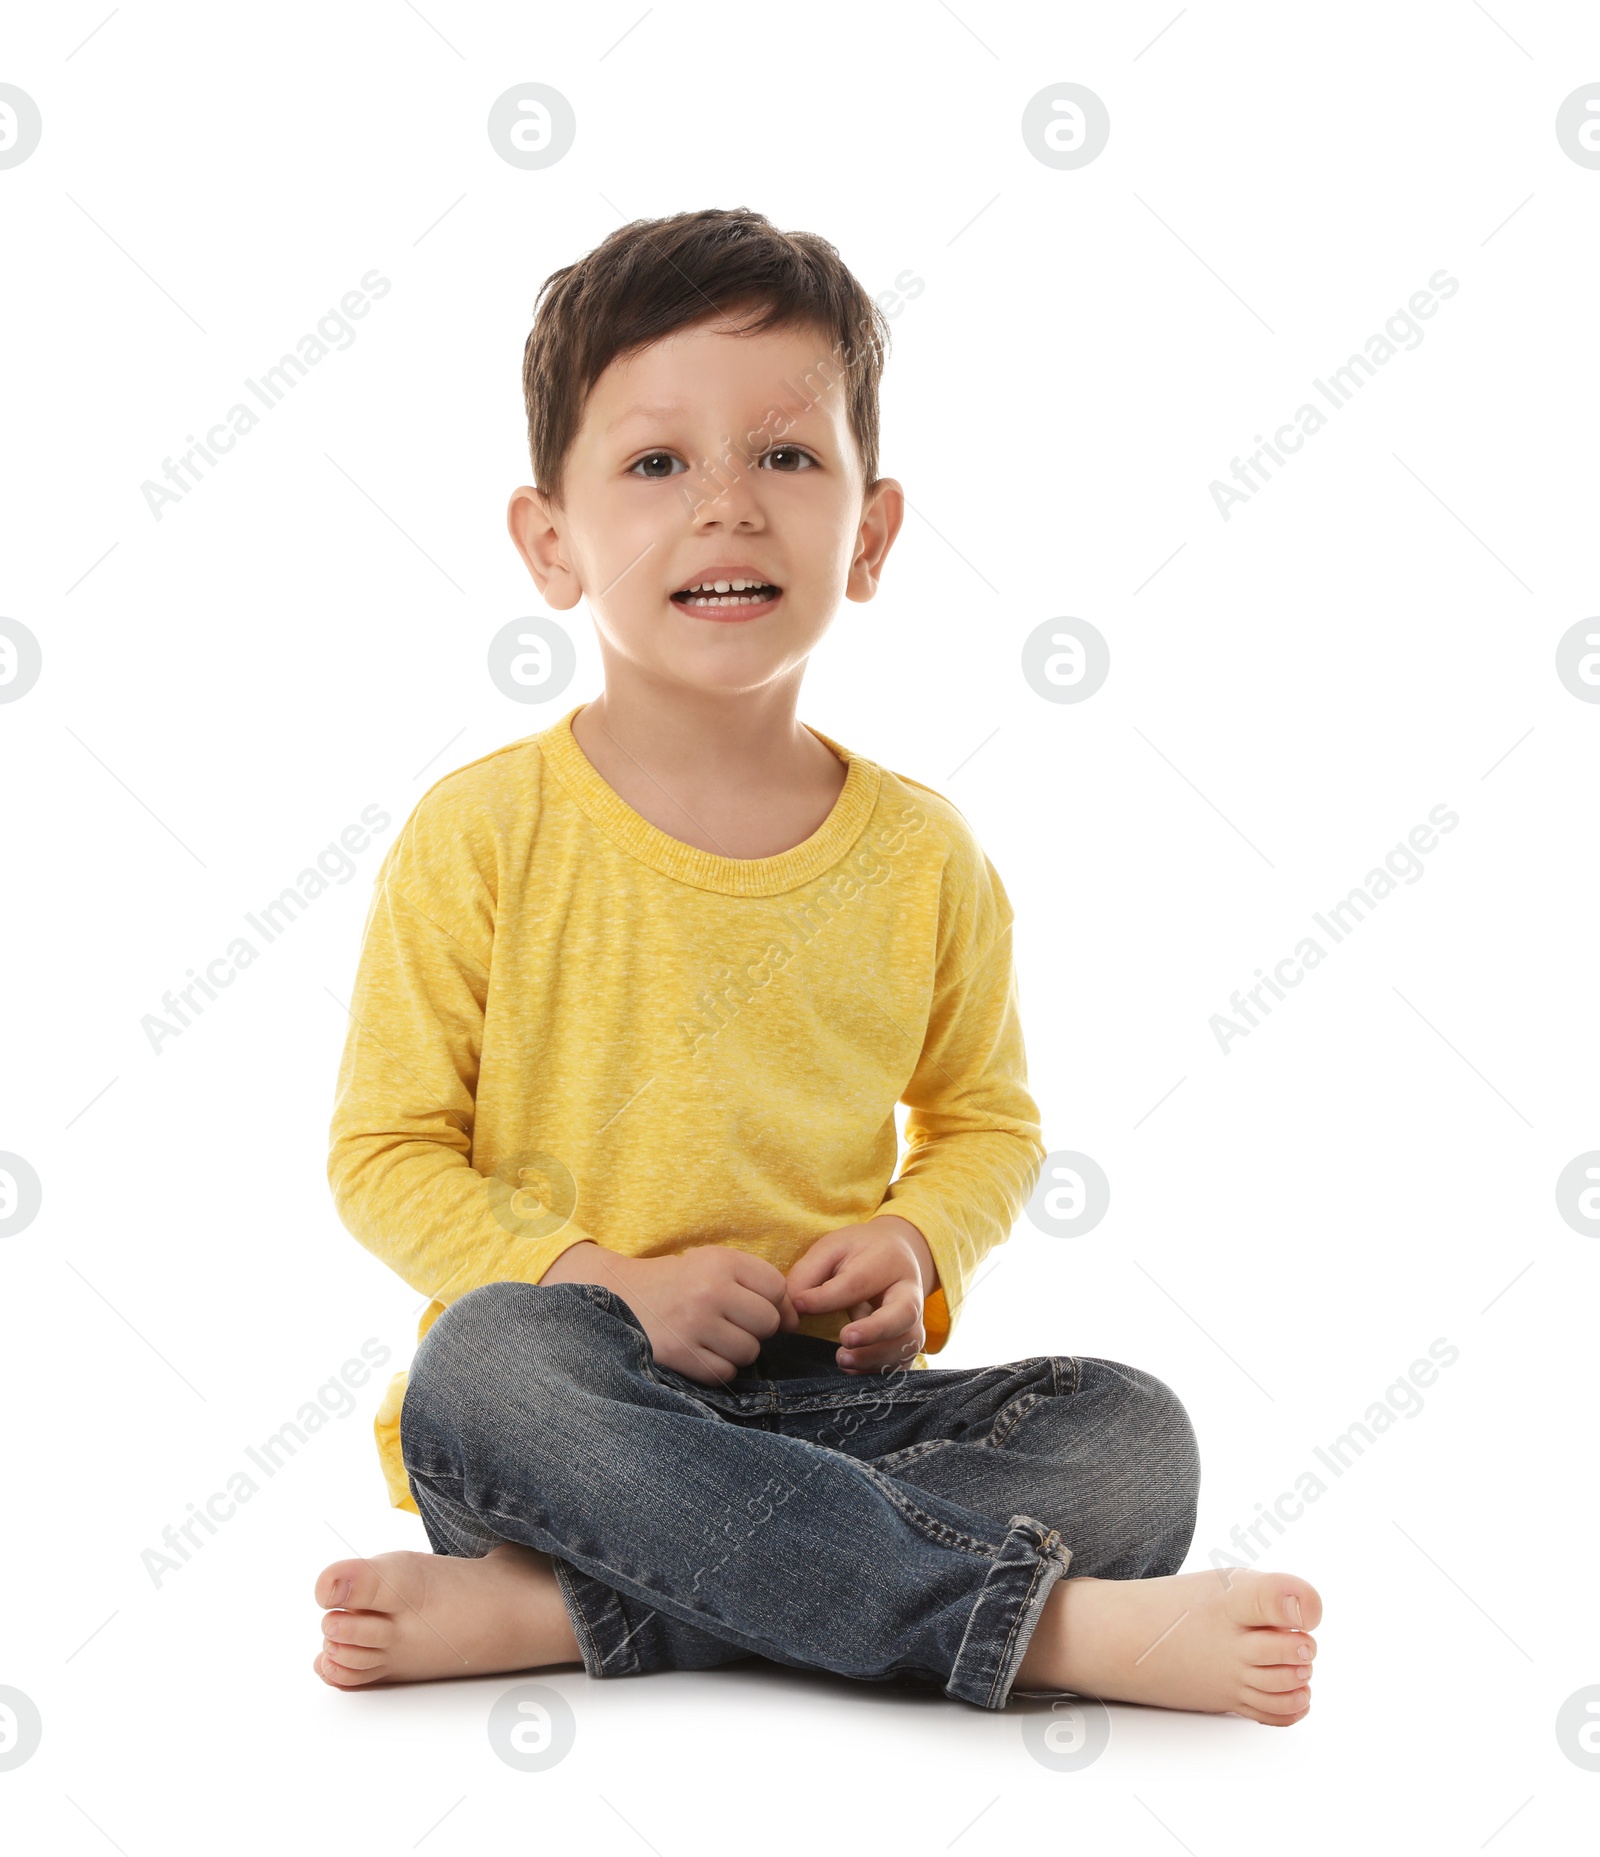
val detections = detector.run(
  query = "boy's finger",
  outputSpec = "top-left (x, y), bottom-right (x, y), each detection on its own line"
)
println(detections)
top-left (724, 1284), bottom-right (790, 1339)
top-left (791, 1261), bottom-right (882, 1313)
top-left (689, 1352), bottom-right (741, 1385)
top-left (839, 1288), bottom-right (919, 1350)
top-left (783, 1240), bottom-right (849, 1299)
top-left (838, 1325), bottom-right (924, 1374)
top-left (731, 1252), bottom-right (798, 1307)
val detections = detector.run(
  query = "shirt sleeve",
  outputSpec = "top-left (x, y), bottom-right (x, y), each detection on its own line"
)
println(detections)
top-left (867, 861), bottom-right (1046, 1352)
top-left (326, 790), bottom-right (601, 1304)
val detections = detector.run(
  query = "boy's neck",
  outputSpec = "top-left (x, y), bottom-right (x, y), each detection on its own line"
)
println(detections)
top-left (572, 683), bottom-right (840, 790)
top-left (569, 684), bottom-right (849, 862)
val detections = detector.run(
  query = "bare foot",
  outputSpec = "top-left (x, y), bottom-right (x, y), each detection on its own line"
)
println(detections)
top-left (1015, 1567), bottom-right (1321, 1726)
top-left (312, 1544), bottom-right (582, 1688)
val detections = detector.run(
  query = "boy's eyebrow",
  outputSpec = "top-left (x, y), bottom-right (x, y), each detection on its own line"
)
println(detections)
top-left (606, 402), bottom-right (686, 431)
top-left (605, 400), bottom-right (818, 433)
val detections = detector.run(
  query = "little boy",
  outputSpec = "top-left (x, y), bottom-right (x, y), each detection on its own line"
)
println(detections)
top-left (313, 207), bottom-right (1320, 1719)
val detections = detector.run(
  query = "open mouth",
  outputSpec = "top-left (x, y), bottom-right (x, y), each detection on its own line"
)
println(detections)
top-left (670, 579), bottom-right (782, 612)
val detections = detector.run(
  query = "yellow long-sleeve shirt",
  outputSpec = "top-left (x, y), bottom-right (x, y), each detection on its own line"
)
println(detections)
top-left (327, 702), bottom-right (1046, 1512)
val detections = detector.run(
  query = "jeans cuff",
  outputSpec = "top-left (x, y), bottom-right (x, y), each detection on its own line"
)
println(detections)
top-left (945, 1513), bottom-right (1073, 1710)
top-left (551, 1557), bottom-right (651, 1679)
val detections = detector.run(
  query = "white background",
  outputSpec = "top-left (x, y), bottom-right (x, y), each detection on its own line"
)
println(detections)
top-left (2, 1), bottom-right (1597, 1849)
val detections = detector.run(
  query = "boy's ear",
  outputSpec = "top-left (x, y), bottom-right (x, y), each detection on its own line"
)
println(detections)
top-left (847, 475), bottom-right (905, 603)
top-left (507, 484), bottom-right (583, 610)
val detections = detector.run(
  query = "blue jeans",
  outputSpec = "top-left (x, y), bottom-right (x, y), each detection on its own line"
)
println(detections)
top-left (400, 1280), bottom-right (1200, 1710)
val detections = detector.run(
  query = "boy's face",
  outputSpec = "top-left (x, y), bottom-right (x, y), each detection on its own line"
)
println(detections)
top-left (507, 309), bottom-right (903, 696)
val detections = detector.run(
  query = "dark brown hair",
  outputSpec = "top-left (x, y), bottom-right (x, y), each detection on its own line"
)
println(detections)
top-left (521, 207), bottom-right (892, 508)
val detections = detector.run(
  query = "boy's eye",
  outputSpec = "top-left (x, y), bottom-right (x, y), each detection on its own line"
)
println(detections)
top-left (628, 451), bottom-right (684, 479)
top-left (625, 446), bottom-right (817, 479)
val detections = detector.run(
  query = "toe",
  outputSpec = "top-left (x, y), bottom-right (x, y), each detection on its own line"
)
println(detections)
top-left (1247, 1663), bottom-right (1312, 1693)
top-left (1239, 1698), bottom-right (1311, 1728)
top-left (1242, 1680), bottom-right (1311, 1717)
top-left (1243, 1629), bottom-right (1316, 1667)
top-left (315, 1557), bottom-right (386, 1612)
top-left (1234, 1571), bottom-right (1322, 1633)
top-left (316, 1648), bottom-right (383, 1688)
top-left (323, 1638), bottom-right (387, 1670)
top-left (320, 1609), bottom-right (394, 1649)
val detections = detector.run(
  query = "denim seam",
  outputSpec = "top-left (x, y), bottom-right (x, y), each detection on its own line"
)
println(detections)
top-left (585, 1282), bottom-right (662, 1384)
top-left (565, 1563), bottom-right (651, 1678)
top-left (943, 1516), bottom-right (1052, 1708)
top-left (985, 1391), bottom-right (1044, 1449)
top-left (738, 1386), bottom-right (949, 1414)
top-left (549, 1557), bottom-right (609, 1676)
top-left (641, 1362), bottom-right (949, 1418)
top-left (854, 1462), bottom-right (1007, 1558)
top-left (983, 1553), bottom-right (1048, 1708)
top-left (983, 1530), bottom-right (1067, 1709)
top-left (871, 1438), bottom-right (953, 1472)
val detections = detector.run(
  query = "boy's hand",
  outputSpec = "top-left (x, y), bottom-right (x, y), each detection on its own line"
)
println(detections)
top-left (785, 1217), bottom-right (934, 1375)
top-left (597, 1247), bottom-right (800, 1386)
